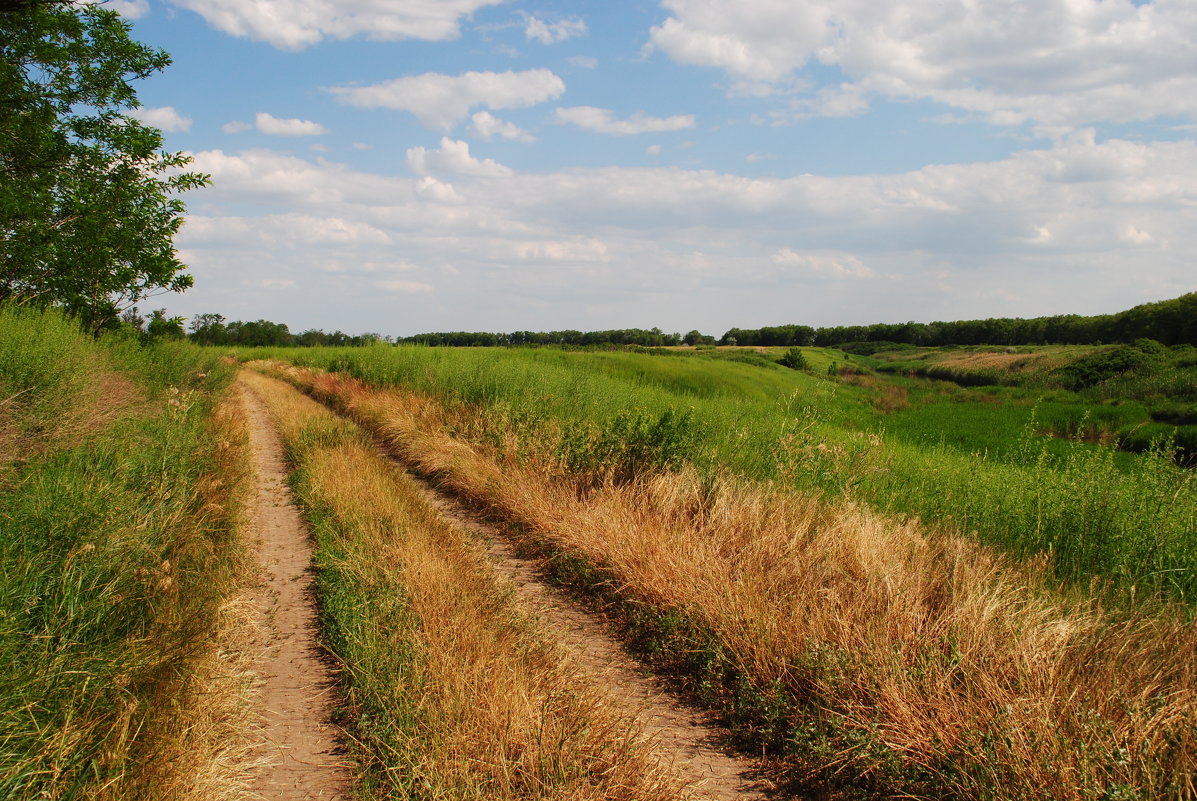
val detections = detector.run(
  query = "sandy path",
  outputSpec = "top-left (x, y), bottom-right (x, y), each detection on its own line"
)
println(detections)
top-left (241, 380), bottom-right (352, 801)
top-left (408, 474), bottom-right (772, 801)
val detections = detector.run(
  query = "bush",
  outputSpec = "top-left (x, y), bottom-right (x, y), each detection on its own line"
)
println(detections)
top-left (779, 347), bottom-right (810, 371)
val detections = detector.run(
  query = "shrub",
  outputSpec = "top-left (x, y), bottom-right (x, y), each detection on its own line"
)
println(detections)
top-left (779, 347), bottom-right (810, 371)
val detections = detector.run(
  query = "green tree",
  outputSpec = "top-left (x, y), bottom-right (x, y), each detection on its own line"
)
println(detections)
top-left (144, 307), bottom-right (184, 340)
top-left (779, 346), bottom-right (809, 371)
top-left (0, 1), bottom-right (208, 333)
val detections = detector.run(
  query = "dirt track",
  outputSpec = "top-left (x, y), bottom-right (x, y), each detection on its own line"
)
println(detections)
top-left (241, 380), bottom-right (351, 800)
top-left (422, 486), bottom-right (772, 801)
top-left (239, 369), bottom-right (771, 800)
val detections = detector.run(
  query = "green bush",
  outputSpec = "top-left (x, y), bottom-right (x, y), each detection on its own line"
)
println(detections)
top-left (779, 347), bottom-right (809, 371)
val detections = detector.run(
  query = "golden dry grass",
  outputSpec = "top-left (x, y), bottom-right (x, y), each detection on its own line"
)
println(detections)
top-left (268, 362), bottom-right (1197, 800)
top-left (931, 349), bottom-right (1075, 374)
top-left (241, 369), bottom-right (686, 800)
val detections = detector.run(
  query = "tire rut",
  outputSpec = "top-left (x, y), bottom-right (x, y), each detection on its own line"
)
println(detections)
top-left (241, 380), bottom-right (352, 801)
top-left (377, 449), bottom-right (774, 800)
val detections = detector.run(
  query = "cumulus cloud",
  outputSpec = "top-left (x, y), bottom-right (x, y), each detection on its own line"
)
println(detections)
top-left (169, 0), bottom-right (505, 50)
top-left (406, 138), bottom-right (513, 178)
top-left (176, 135), bottom-right (1197, 334)
top-left (222, 120), bottom-right (252, 134)
top-left (648, 0), bottom-right (1197, 129)
top-left (525, 16), bottom-right (587, 44)
top-left (129, 105), bottom-right (192, 133)
top-left (255, 112), bottom-right (329, 136)
top-left (327, 69), bottom-right (565, 131)
top-left (772, 249), bottom-right (875, 278)
top-left (469, 111), bottom-right (535, 142)
top-left (554, 106), bottom-right (695, 135)
top-left (414, 176), bottom-right (464, 203)
top-left (511, 238), bottom-right (609, 262)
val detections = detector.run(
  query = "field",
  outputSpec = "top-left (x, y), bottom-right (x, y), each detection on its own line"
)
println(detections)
top-left (3, 311), bottom-right (1195, 800)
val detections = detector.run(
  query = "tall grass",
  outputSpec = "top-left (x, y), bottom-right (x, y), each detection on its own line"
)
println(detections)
top-left (240, 369), bottom-right (684, 800)
top-left (0, 307), bottom-right (251, 800)
top-left (262, 361), bottom-right (1197, 801)
top-left (250, 345), bottom-right (1196, 600)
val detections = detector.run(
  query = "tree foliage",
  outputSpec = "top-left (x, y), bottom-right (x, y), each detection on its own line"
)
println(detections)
top-left (722, 293), bottom-right (1197, 349)
top-left (0, 0), bottom-right (208, 332)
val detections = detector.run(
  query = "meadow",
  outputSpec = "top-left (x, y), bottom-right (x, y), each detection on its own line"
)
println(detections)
top-left (251, 353), bottom-right (1197, 800)
top-left (257, 342), bottom-right (1196, 602)
top-left (4, 304), bottom-right (1195, 800)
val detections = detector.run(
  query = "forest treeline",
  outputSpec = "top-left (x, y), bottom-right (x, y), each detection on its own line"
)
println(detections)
top-left (724, 292), bottom-right (1197, 348)
top-left (180, 292), bottom-right (1195, 348)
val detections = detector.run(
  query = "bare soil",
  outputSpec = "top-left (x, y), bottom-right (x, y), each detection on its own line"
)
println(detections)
top-left (240, 381), bottom-right (352, 801)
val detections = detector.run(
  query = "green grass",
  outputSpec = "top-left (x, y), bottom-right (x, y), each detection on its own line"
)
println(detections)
top-left (246, 343), bottom-right (1196, 602)
top-left (0, 306), bottom-right (243, 800)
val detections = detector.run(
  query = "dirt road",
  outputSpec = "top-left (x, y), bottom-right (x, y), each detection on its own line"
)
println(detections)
top-left (241, 379), bottom-right (351, 800)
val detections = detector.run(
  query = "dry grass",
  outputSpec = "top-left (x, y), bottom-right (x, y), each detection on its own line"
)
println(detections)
top-left (241, 369), bottom-right (686, 800)
top-left (268, 362), bottom-right (1197, 800)
top-left (0, 366), bottom-right (141, 485)
top-left (932, 349), bottom-right (1075, 374)
top-left (119, 389), bottom-right (264, 801)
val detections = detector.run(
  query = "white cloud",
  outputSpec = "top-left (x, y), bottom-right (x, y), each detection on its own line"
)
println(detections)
top-left (407, 138), bottom-right (513, 178)
top-left (91, 0), bottom-right (149, 18)
top-left (525, 16), bottom-right (587, 44)
top-left (469, 111), bottom-right (535, 143)
top-left (375, 280), bottom-right (434, 293)
top-left (255, 112), bottom-right (329, 136)
top-left (772, 249), bottom-right (875, 279)
top-left (415, 176), bottom-right (464, 203)
top-left (646, 144), bottom-right (662, 156)
top-left (567, 55), bottom-right (599, 69)
top-left (554, 106), bottom-right (695, 135)
top-left (169, 0), bottom-right (505, 50)
top-left (222, 120), bottom-right (251, 134)
top-left (175, 136), bottom-right (1197, 335)
top-left (648, 0), bottom-right (1197, 129)
top-left (244, 278), bottom-right (296, 289)
top-left (129, 105), bottom-right (192, 133)
top-left (511, 238), bottom-right (609, 262)
top-left (328, 69), bottom-right (565, 131)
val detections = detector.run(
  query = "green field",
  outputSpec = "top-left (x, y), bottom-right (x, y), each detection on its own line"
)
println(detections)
top-left (250, 341), bottom-right (1195, 601)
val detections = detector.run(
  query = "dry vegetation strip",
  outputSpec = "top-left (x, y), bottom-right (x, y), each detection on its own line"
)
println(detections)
top-left (240, 369), bottom-right (688, 800)
top-left (260, 361), bottom-right (1197, 801)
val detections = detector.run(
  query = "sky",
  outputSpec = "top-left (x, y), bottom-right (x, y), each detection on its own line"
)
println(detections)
top-left (112, 0), bottom-right (1196, 338)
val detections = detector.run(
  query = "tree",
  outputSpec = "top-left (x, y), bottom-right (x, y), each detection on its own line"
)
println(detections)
top-left (144, 307), bottom-right (184, 340)
top-left (778, 347), bottom-right (809, 371)
top-left (0, 1), bottom-right (208, 333)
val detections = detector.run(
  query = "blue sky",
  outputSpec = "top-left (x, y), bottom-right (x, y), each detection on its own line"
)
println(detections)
top-left (114, 0), bottom-right (1196, 337)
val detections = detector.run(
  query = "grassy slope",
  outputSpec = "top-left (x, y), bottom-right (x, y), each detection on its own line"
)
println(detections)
top-left (0, 308), bottom-right (252, 800)
top-left (249, 343), bottom-right (1195, 601)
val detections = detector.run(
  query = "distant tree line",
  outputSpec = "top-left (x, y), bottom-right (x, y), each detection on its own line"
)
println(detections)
top-left (187, 313), bottom-right (386, 347)
top-left (177, 292), bottom-right (1194, 350)
top-left (722, 293), bottom-right (1197, 348)
top-left (404, 328), bottom-right (717, 347)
